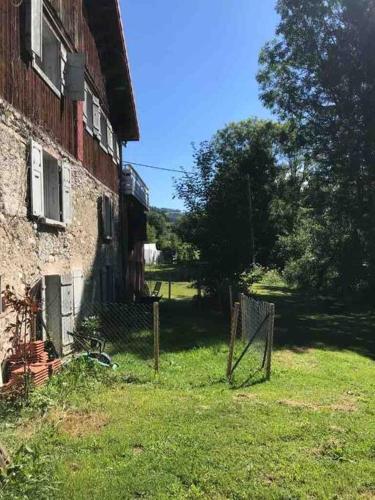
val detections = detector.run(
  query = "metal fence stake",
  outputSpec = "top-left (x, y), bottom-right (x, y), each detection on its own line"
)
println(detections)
top-left (227, 302), bottom-right (240, 380)
top-left (153, 301), bottom-right (160, 373)
top-left (266, 303), bottom-right (275, 380)
top-left (168, 279), bottom-right (172, 300)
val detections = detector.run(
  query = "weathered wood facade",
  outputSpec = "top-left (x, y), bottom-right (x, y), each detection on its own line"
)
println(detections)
top-left (0, 0), bottom-right (138, 193)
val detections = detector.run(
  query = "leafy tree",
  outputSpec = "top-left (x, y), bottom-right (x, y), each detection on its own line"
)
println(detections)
top-left (176, 119), bottom-right (283, 289)
top-left (258, 0), bottom-right (375, 294)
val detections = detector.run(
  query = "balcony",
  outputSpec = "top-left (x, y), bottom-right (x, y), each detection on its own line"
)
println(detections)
top-left (122, 165), bottom-right (149, 210)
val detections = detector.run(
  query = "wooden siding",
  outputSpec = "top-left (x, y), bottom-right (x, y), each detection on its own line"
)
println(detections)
top-left (0, 2), bottom-right (76, 156)
top-left (83, 131), bottom-right (118, 193)
top-left (0, 0), bottom-right (117, 192)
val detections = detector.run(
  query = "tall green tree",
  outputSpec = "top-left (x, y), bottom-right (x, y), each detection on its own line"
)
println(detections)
top-left (258, 0), bottom-right (375, 294)
top-left (176, 119), bottom-right (282, 288)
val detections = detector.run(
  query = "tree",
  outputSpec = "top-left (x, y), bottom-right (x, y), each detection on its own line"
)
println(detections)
top-left (258, 0), bottom-right (375, 294)
top-left (176, 119), bottom-right (283, 289)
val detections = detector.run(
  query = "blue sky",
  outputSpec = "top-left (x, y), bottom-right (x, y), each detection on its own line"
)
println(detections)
top-left (120, 0), bottom-right (279, 210)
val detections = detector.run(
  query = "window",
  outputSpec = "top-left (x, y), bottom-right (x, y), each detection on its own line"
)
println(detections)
top-left (26, 1), bottom-right (84, 99)
top-left (84, 84), bottom-right (94, 133)
top-left (102, 194), bottom-right (113, 241)
top-left (30, 140), bottom-right (72, 226)
top-left (39, 18), bottom-right (61, 89)
top-left (100, 111), bottom-right (108, 151)
top-left (43, 152), bottom-right (61, 221)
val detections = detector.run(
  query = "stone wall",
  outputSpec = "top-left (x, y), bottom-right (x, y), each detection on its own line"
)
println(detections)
top-left (0, 99), bottom-right (122, 376)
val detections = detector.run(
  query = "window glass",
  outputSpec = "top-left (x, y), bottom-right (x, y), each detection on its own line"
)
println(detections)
top-left (37, 18), bottom-right (61, 89)
top-left (43, 152), bottom-right (61, 222)
top-left (86, 89), bottom-right (94, 131)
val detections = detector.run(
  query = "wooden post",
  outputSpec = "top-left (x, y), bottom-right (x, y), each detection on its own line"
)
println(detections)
top-left (229, 285), bottom-right (233, 319)
top-left (153, 302), bottom-right (160, 373)
top-left (265, 303), bottom-right (275, 380)
top-left (226, 302), bottom-right (240, 380)
top-left (168, 278), bottom-right (172, 300)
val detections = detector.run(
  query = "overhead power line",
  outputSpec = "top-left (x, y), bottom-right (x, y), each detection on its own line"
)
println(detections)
top-left (123, 160), bottom-right (190, 175)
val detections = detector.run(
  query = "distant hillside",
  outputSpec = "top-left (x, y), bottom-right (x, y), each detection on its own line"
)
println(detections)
top-left (150, 207), bottom-right (184, 224)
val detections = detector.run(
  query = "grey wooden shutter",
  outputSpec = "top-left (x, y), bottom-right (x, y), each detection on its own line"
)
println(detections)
top-left (30, 140), bottom-right (44, 218)
top-left (73, 270), bottom-right (84, 318)
top-left (26, 0), bottom-right (42, 59)
top-left (60, 274), bottom-right (74, 352)
top-left (61, 160), bottom-right (72, 224)
top-left (66, 53), bottom-right (85, 101)
top-left (93, 96), bottom-right (101, 139)
top-left (60, 44), bottom-right (68, 94)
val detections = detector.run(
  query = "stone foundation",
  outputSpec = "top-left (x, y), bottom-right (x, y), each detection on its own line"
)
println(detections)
top-left (0, 100), bottom-right (122, 377)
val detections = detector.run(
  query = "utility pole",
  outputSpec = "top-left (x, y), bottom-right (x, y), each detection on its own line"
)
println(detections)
top-left (247, 173), bottom-right (256, 266)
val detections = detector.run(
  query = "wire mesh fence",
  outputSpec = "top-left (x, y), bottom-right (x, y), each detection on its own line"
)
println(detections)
top-left (73, 302), bottom-right (160, 376)
top-left (227, 294), bottom-right (275, 386)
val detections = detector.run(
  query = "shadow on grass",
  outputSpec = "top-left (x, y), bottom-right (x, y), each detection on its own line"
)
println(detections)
top-left (258, 285), bottom-right (375, 361)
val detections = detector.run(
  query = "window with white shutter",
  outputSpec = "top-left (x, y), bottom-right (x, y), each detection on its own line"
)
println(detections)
top-left (29, 141), bottom-right (72, 226)
top-left (61, 160), bottom-right (72, 224)
top-left (26, 0), bottom-right (42, 59)
top-left (93, 96), bottom-right (101, 139)
top-left (30, 140), bottom-right (44, 218)
top-left (107, 121), bottom-right (114, 156)
top-left (100, 110), bottom-right (108, 151)
top-left (84, 83), bottom-right (94, 133)
top-left (73, 270), bottom-right (84, 318)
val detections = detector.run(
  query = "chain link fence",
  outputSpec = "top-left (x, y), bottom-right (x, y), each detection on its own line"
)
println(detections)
top-left (227, 294), bottom-right (275, 386)
top-left (73, 302), bottom-right (160, 376)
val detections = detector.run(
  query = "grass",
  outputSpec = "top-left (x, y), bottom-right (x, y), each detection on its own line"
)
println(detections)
top-left (1, 269), bottom-right (375, 499)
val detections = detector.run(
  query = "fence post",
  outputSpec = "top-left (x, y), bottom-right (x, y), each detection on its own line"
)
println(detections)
top-left (240, 293), bottom-right (246, 341)
top-left (168, 278), bottom-right (172, 300)
top-left (265, 303), bottom-right (275, 380)
top-left (153, 302), bottom-right (160, 373)
top-left (226, 302), bottom-right (240, 380)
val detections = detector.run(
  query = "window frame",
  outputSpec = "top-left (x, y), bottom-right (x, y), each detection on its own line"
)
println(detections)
top-left (32, 14), bottom-right (63, 98)
top-left (30, 140), bottom-right (72, 229)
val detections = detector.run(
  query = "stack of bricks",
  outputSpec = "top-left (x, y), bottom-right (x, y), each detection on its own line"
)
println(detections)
top-left (0, 341), bottom-right (62, 395)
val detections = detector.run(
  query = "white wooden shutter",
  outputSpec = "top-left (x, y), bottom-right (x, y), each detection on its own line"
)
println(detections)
top-left (107, 121), bottom-right (114, 156)
top-left (30, 140), bottom-right (44, 218)
top-left (60, 274), bottom-right (73, 351)
top-left (26, 0), bottom-right (42, 59)
top-left (66, 53), bottom-right (85, 101)
top-left (83, 83), bottom-right (88, 123)
top-left (116, 140), bottom-right (121, 165)
top-left (73, 270), bottom-right (84, 317)
top-left (93, 96), bottom-right (101, 139)
top-left (60, 44), bottom-right (68, 94)
top-left (61, 160), bottom-right (72, 224)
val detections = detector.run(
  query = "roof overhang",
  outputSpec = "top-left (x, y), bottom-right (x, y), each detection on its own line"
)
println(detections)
top-left (84, 0), bottom-right (140, 141)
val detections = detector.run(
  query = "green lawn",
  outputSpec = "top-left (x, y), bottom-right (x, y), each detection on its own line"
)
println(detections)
top-left (1, 275), bottom-right (375, 499)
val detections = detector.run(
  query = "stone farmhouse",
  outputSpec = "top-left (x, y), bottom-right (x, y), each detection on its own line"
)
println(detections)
top-left (0, 0), bottom-right (148, 380)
